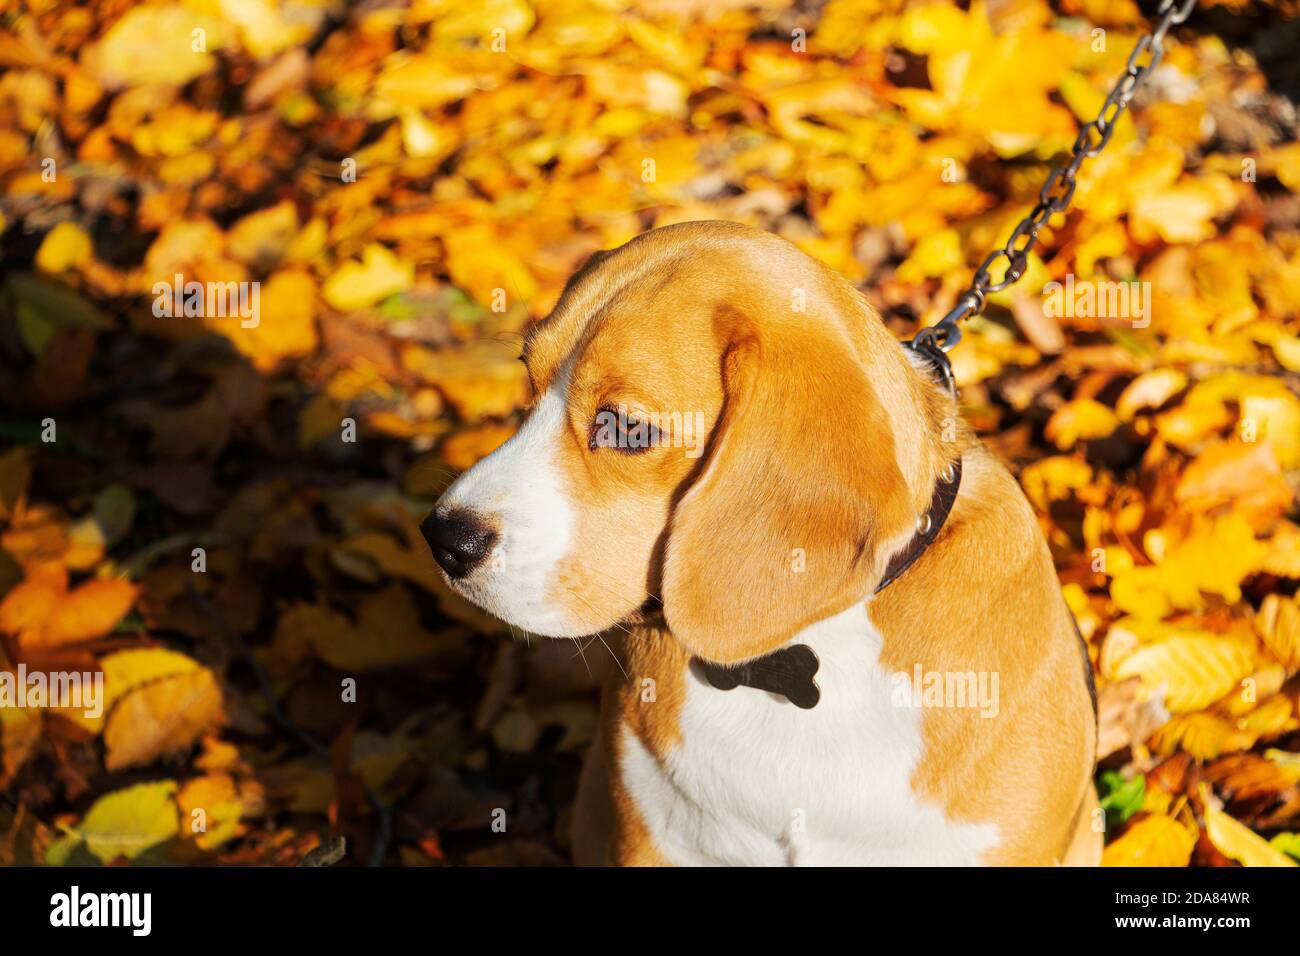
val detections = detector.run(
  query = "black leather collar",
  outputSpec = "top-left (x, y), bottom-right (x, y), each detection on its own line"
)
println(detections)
top-left (692, 455), bottom-right (963, 709)
top-left (873, 455), bottom-right (963, 595)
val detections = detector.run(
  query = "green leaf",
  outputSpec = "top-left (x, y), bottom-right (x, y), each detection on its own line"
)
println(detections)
top-left (1270, 832), bottom-right (1300, 862)
top-left (1098, 770), bottom-right (1145, 832)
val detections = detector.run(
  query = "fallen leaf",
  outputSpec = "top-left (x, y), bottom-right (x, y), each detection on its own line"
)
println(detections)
top-left (226, 201), bottom-right (299, 271)
top-left (1116, 369), bottom-right (1187, 421)
top-left (1113, 635), bottom-right (1255, 714)
top-left (1102, 814), bottom-right (1196, 867)
top-left (322, 244), bottom-right (413, 312)
top-left (177, 773), bottom-right (256, 850)
top-left (104, 668), bottom-right (224, 771)
top-left (1204, 803), bottom-right (1298, 867)
top-left (1257, 595), bottom-right (1300, 670)
top-left (85, 8), bottom-right (226, 89)
top-left (1045, 399), bottom-right (1119, 450)
top-left (35, 222), bottom-right (93, 273)
top-left (77, 780), bottom-right (179, 863)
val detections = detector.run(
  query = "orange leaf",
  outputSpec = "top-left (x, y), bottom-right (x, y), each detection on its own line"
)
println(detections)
top-left (0, 566), bottom-right (68, 644)
top-left (104, 668), bottom-right (223, 771)
top-left (37, 578), bottom-right (137, 648)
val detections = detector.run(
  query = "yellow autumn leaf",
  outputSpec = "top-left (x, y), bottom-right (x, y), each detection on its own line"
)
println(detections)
top-left (440, 423), bottom-right (516, 472)
top-left (1098, 625), bottom-right (1141, 680)
top-left (1154, 390), bottom-right (1234, 450)
top-left (890, 2), bottom-right (1077, 155)
top-left (1115, 369), bottom-right (1186, 421)
top-left (35, 222), bottom-right (93, 273)
top-left (428, 0), bottom-right (535, 47)
top-left (1262, 523), bottom-right (1300, 580)
top-left (1222, 665), bottom-right (1287, 716)
top-left (401, 340), bottom-right (530, 421)
top-left (1239, 385), bottom-right (1300, 470)
top-left (1266, 749), bottom-right (1300, 772)
top-left (1130, 176), bottom-right (1239, 245)
top-left (897, 2), bottom-right (974, 56)
top-left (130, 103), bottom-right (218, 158)
top-left (1268, 141), bottom-right (1300, 194)
top-left (77, 780), bottom-right (179, 863)
top-left (102, 647), bottom-right (200, 695)
top-left (1257, 595), bottom-right (1300, 670)
top-left (522, 0), bottom-right (621, 70)
top-left (1112, 635), bottom-right (1255, 713)
top-left (104, 668), bottom-right (224, 771)
top-left (1044, 399), bottom-right (1119, 449)
top-left (85, 8), bottom-right (226, 89)
top-left (370, 54), bottom-right (479, 115)
top-left (1204, 803), bottom-right (1298, 867)
top-left (1150, 713), bottom-right (1258, 761)
top-left (217, 268), bottom-right (319, 370)
top-left (177, 773), bottom-right (251, 850)
top-left (226, 201), bottom-right (299, 269)
top-left (317, 585), bottom-right (439, 671)
top-left (1110, 514), bottom-right (1267, 620)
top-left (441, 223), bottom-right (539, 307)
top-left (339, 531), bottom-right (439, 594)
top-left (1185, 372), bottom-right (1300, 467)
top-left (142, 218), bottom-right (227, 280)
top-left (896, 228), bottom-right (963, 284)
top-left (1237, 694), bottom-right (1296, 739)
top-left (219, 0), bottom-right (322, 59)
top-left (1270, 334), bottom-right (1300, 373)
top-left (273, 583), bottom-right (451, 672)
top-left (51, 646), bottom-right (204, 736)
top-left (1019, 456), bottom-right (1092, 511)
top-left (1175, 440), bottom-right (1293, 529)
top-left (1102, 814), bottom-right (1196, 867)
top-left (400, 110), bottom-right (450, 160)
top-left (322, 243), bottom-right (413, 311)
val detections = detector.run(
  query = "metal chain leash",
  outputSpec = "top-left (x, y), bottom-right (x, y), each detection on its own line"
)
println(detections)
top-left (907, 0), bottom-right (1199, 380)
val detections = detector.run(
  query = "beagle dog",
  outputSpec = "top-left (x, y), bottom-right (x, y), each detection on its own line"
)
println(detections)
top-left (424, 221), bottom-right (1100, 866)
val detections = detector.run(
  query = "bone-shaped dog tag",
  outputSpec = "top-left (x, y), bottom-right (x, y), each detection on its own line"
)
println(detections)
top-left (696, 644), bottom-right (821, 709)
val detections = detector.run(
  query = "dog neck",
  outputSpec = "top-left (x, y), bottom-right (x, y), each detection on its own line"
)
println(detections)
top-left (685, 327), bottom-right (967, 709)
top-left (692, 450), bottom-right (963, 708)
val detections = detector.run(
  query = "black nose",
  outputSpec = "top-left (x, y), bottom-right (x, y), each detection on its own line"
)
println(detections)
top-left (421, 509), bottom-right (497, 579)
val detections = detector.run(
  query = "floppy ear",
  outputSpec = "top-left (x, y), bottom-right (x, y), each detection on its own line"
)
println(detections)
top-left (662, 315), bottom-right (916, 663)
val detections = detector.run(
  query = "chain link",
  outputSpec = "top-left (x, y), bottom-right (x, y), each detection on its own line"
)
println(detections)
top-left (914, 0), bottom-right (1198, 354)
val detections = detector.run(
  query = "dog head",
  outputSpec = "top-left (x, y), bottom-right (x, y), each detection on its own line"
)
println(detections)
top-left (424, 221), bottom-right (955, 663)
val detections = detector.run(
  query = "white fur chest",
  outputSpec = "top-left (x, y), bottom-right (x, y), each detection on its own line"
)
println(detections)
top-left (617, 602), bottom-right (1000, 865)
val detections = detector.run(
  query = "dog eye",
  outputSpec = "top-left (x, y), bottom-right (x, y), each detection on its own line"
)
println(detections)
top-left (589, 407), bottom-right (658, 453)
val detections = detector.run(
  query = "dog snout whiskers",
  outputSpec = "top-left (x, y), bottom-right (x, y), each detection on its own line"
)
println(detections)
top-left (421, 508), bottom-right (497, 579)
